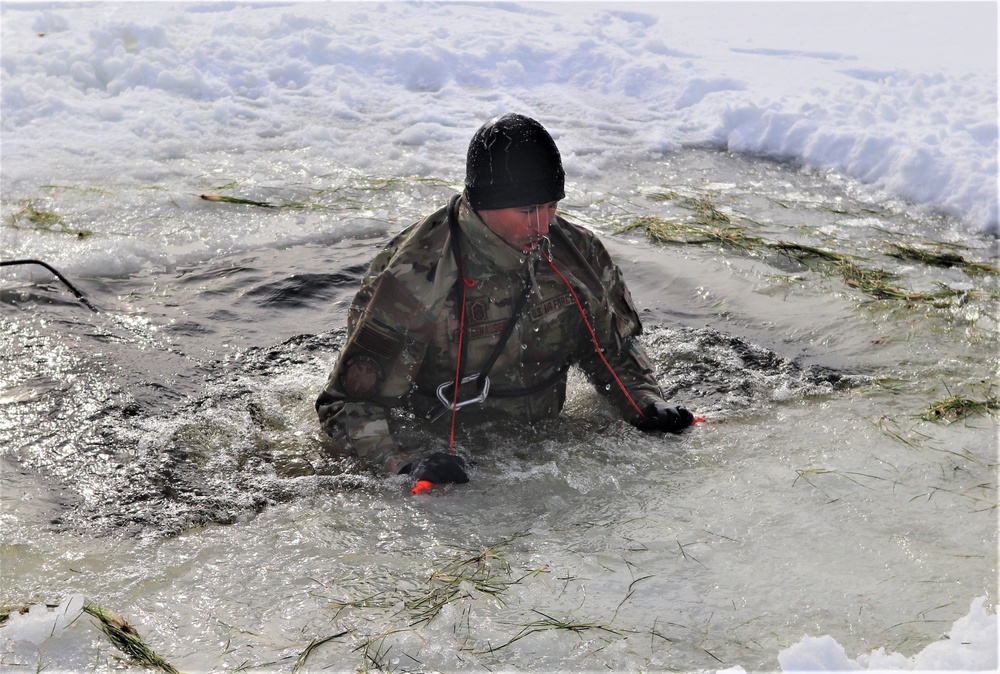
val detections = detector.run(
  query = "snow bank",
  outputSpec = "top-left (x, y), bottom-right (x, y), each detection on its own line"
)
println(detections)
top-left (776, 597), bottom-right (997, 672)
top-left (1, 2), bottom-right (996, 233)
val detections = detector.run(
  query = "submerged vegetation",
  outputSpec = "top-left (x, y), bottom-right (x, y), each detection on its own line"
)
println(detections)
top-left (288, 537), bottom-right (655, 671)
top-left (3, 201), bottom-right (93, 239)
top-left (401, 539), bottom-right (547, 627)
top-left (618, 189), bottom-right (998, 308)
top-left (922, 389), bottom-right (1000, 424)
top-left (200, 194), bottom-right (277, 208)
top-left (886, 242), bottom-right (1000, 276)
top-left (82, 603), bottom-right (180, 674)
top-left (200, 175), bottom-right (457, 211)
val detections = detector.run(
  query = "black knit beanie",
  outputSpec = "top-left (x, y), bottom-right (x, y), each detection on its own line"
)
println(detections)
top-left (464, 113), bottom-right (566, 210)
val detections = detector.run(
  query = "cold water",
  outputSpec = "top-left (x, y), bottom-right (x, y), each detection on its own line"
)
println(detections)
top-left (1, 150), bottom-right (996, 672)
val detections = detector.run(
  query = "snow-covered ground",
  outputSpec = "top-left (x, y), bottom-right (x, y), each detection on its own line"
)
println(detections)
top-left (1, 3), bottom-right (996, 278)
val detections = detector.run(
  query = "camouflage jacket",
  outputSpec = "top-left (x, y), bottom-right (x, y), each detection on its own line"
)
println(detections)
top-left (316, 195), bottom-right (665, 474)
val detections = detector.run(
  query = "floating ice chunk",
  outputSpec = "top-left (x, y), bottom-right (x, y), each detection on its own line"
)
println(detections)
top-left (0, 595), bottom-right (90, 670)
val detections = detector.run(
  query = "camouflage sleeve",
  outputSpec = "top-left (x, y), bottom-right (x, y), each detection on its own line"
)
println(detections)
top-left (316, 260), bottom-right (441, 475)
top-left (561, 225), bottom-right (665, 422)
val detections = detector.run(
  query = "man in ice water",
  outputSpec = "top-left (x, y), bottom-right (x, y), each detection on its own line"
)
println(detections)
top-left (317, 113), bottom-right (694, 488)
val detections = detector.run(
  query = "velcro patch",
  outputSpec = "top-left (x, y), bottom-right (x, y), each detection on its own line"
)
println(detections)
top-left (528, 293), bottom-right (574, 320)
top-left (354, 322), bottom-right (402, 361)
top-left (469, 319), bottom-right (508, 340)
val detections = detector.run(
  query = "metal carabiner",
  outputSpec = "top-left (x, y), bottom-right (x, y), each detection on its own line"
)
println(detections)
top-left (436, 373), bottom-right (490, 411)
top-left (538, 235), bottom-right (552, 258)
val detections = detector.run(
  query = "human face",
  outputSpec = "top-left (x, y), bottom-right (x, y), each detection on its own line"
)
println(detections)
top-left (478, 201), bottom-right (559, 253)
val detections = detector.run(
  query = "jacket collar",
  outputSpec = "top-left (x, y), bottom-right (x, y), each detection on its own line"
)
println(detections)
top-left (456, 196), bottom-right (535, 278)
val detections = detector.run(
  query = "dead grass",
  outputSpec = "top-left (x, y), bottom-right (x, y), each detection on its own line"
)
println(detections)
top-left (618, 194), bottom-right (997, 307)
top-left (82, 603), bottom-right (180, 674)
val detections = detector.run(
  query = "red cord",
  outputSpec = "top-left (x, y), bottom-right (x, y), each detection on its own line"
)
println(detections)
top-left (448, 250), bottom-right (646, 452)
top-left (429, 247), bottom-right (670, 495)
top-left (449, 276), bottom-right (476, 450)
top-left (542, 252), bottom-right (646, 420)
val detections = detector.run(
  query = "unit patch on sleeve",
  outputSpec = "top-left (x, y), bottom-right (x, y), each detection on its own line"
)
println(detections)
top-left (340, 356), bottom-right (382, 398)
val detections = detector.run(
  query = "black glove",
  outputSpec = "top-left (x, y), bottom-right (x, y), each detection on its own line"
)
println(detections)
top-left (633, 401), bottom-right (694, 434)
top-left (400, 451), bottom-right (469, 484)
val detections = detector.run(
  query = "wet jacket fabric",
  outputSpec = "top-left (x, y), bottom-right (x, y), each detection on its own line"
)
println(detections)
top-left (316, 196), bottom-right (665, 474)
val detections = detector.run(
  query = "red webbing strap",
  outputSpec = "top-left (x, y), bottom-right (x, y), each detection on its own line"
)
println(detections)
top-left (542, 251), bottom-right (646, 420)
top-left (446, 193), bottom-right (474, 451)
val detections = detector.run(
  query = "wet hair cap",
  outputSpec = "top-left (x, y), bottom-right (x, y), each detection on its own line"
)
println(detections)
top-left (464, 113), bottom-right (566, 210)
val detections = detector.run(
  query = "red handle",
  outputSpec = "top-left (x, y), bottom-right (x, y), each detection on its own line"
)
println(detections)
top-left (411, 480), bottom-right (434, 495)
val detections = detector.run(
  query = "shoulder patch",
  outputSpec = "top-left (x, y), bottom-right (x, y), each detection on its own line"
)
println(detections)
top-left (340, 356), bottom-right (382, 398)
